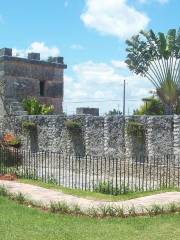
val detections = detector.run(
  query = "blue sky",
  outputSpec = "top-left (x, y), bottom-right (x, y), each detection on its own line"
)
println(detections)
top-left (0, 0), bottom-right (179, 114)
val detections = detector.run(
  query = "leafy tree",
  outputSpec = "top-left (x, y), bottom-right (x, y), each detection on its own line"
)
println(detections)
top-left (134, 97), bottom-right (164, 115)
top-left (125, 28), bottom-right (180, 114)
top-left (105, 109), bottom-right (122, 116)
top-left (22, 97), bottom-right (54, 115)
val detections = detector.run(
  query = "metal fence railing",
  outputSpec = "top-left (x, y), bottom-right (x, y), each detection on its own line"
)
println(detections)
top-left (0, 148), bottom-right (180, 194)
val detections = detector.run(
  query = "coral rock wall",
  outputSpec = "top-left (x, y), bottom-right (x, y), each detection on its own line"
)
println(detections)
top-left (0, 115), bottom-right (177, 157)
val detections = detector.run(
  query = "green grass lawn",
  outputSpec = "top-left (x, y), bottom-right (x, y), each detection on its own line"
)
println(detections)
top-left (1, 196), bottom-right (180, 240)
top-left (17, 178), bottom-right (180, 201)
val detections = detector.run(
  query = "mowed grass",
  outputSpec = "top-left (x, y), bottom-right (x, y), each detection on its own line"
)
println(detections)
top-left (1, 196), bottom-right (180, 240)
top-left (17, 178), bottom-right (180, 201)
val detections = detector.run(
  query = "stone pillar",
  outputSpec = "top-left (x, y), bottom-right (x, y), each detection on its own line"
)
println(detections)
top-left (104, 117), bottom-right (109, 155)
top-left (146, 116), bottom-right (154, 156)
top-left (84, 116), bottom-right (90, 155)
top-left (173, 115), bottom-right (180, 155)
top-left (146, 116), bottom-right (173, 156)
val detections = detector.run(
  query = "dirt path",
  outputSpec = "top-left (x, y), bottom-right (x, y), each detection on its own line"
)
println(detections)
top-left (1, 180), bottom-right (180, 213)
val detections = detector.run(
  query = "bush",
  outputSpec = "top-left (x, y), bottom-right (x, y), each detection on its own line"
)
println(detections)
top-left (134, 97), bottom-right (164, 115)
top-left (64, 120), bottom-right (82, 134)
top-left (8, 138), bottom-right (21, 148)
top-left (22, 121), bottom-right (37, 134)
top-left (94, 181), bottom-right (131, 195)
top-left (0, 186), bottom-right (8, 197)
top-left (2, 133), bottom-right (21, 149)
top-left (22, 97), bottom-right (54, 115)
top-left (50, 202), bottom-right (70, 214)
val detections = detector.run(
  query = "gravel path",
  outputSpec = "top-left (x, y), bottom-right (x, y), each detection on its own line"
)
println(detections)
top-left (1, 180), bottom-right (180, 213)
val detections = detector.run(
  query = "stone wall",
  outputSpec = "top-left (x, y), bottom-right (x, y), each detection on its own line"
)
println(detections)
top-left (0, 114), bottom-right (178, 157)
top-left (146, 116), bottom-right (173, 156)
top-left (125, 116), bottom-right (147, 157)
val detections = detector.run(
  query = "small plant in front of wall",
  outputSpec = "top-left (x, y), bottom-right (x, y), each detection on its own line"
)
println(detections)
top-left (22, 121), bottom-right (37, 134)
top-left (22, 97), bottom-right (54, 115)
top-left (64, 120), bottom-right (82, 135)
top-left (3, 133), bottom-right (22, 149)
top-left (126, 119), bottom-right (145, 144)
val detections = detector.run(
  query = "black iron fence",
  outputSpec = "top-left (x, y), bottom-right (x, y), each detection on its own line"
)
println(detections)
top-left (0, 147), bottom-right (180, 194)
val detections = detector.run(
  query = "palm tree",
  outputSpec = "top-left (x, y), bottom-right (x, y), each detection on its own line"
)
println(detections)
top-left (157, 70), bottom-right (179, 114)
top-left (125, 28), bottom-right (180, 114)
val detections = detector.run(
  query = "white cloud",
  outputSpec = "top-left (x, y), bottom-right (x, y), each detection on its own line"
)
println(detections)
top-left (13, 42), bottom-right (60, 60)
top-left (111, 60), bottom-right (127, 69)
top-left (81, 0), bottom-right (150, 39)
top-left (72, 61), bottom-right (124, 84)
top-left (70, 44), bottom-right (84, 50)
top-left (138, 0), bottom-right (169, 4)
top-left (64, 60), bottom-right (153, 114)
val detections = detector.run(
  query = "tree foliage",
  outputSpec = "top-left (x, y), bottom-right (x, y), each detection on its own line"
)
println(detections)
top-left (134, 97), bottom-right (164, 115)
top-left (125, 28), bottom-right (180, 114)
top-left (105, 109), bottom-right (122, 116)
top-left (22, 98), bottom-right (54, 115)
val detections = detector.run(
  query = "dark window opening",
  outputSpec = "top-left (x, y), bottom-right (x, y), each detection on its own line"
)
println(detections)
top-left (40, 81), bottom-right (45, 96)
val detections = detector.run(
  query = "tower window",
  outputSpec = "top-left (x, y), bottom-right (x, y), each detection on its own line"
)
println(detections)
top-left (40, 81), bottom-right (45, 96)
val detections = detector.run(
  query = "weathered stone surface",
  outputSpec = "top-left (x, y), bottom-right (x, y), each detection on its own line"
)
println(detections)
top-left (104, 116), bottom-right (124, 156)
top-left (0, 48), bottom-right (12, 57)
top-left (28, 53), bottom-right (40, 61)
top-left (0, 115), bottom-right (177, 157)
top-left (76, 107), bottom-right (99, 116)
top-left (0, 49), bottom-right (67, 115)
top-left (146, 116), bottom-right (173, 156)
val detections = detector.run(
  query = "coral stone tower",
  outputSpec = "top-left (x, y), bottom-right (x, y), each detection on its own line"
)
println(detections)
top-left (0, 48), bottom-right (67, 115)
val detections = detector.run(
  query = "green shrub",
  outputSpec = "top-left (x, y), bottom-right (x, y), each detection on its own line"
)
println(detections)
top-left (99, 205), bottom-right (117, 217)
top-left (47, 176), bottom-right (58, 185)
top-left (128, 206), bottom-right (137, 217)
top-left (14, 192), bottom-right (26, 204)
top-left (2, 133), bottom-right (22, 149)
top-left (22, 121), bottom-right (37, 133)
top-left (168, 202), bottom-right (179, 213)
top-left (22, 97), bottom-right (54, 115)
top-left (50, 202), bottom-right (70, 214)
top-left (64, 120), bottom-right (82, 134)
top-left (71, 204), bottom-right (82, 215)
top-left (95, 181), bottom-right (113, 195)
top-left (94, 181), bottom-right (131, 195)
top-left (134, 97), bottom-right (164, 115)
top-left (16, 169), bottom-right (37, 180)
top-left (146, 204), bottom-right (165, 216)
top-left (0, 186), bottom-right (8, 197)
top-left (8, 137), bottom-right (21, 148)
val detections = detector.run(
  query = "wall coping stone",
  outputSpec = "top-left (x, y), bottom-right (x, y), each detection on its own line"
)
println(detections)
top-left (0, 55), bottom-right (67, 69)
